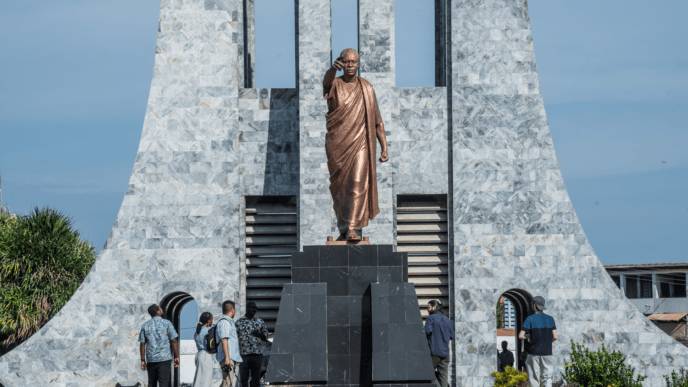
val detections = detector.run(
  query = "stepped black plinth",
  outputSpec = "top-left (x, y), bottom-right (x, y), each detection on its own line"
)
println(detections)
top-left (265, 245), bottom-right (436, 387)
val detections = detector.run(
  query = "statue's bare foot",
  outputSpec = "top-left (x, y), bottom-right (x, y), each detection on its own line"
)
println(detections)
top-left (336, 232), bottom-right (347, 241)
top-left (346, 229), bottom-right (361, 241)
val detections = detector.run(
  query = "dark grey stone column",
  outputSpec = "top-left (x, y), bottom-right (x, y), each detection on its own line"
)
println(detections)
top-left (266, 245), bottom-right (434, 387)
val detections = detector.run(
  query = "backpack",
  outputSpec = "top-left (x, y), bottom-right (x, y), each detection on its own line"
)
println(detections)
top-left (205, 324), bottom-right (219, 354)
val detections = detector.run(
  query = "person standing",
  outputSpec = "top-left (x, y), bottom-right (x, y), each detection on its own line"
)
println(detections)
top-left (236, 302), bottom-right (269, 387)
top-left (216, 300), bottom-right (243, 387)
top-left (192, 312), bottom-right (214, 387)
top-left (425, 300), bottom-right (454, 387)
top-left (519, 296), bottom-right (558, 387)
top-left (498, 340), bottom-right (514, 372)
top-left (138, 304), bottom-right (179, 387)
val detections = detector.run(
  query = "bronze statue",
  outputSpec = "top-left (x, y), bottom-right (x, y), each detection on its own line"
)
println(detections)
top-left (323, 48), bottom-right (389, 241)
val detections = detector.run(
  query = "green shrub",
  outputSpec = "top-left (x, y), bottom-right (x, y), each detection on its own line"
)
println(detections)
top-left (561, 340), bottom-right (645, 387)
top-left (665, 369), bottom-right (688, 387)
top-left (0, 206), bottom-right (96, 353)
top-left (491, 366), bottom-right (529, 387)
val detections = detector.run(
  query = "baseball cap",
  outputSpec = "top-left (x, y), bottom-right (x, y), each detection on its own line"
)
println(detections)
top-left (532, 296), bottom-right (546, 310)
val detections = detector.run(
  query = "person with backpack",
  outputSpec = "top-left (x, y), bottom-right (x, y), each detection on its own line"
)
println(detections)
top-left (215, 300), bottom-right (243, 387)
top-left (192, 312), bottom-right (214, 387)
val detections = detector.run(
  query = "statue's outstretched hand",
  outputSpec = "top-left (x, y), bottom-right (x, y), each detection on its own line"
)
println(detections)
top-left (379, 150), bottom-right (389, 163)
top-left (332, 57), bottom-right (344, 71)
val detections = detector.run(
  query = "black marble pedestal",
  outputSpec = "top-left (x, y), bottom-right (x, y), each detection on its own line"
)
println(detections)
top-left (265, 245), bottom-right (435, 387)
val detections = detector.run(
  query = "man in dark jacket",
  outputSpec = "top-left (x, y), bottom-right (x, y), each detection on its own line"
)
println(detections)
top-left (425, 300), bottom-right (454, 387)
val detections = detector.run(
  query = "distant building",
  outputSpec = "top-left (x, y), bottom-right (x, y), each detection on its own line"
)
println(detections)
top-left (496, 297), bottom-right (516, 329)
top-left (606, 263), bottom-right (688, 345)
top-left (504, 299), bottom-right (515, 329)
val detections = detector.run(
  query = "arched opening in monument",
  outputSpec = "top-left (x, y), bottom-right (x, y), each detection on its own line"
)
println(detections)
top-left (179, 300), bottom-right (199, 387)
top-left (160, 292), bottom-right (196, 387)
top-left (394, 0), bottom-right (441, 87)
top-left (254, 0), bottom-right (296, 88)
top-left (496, 289), bottom-right (533, 372)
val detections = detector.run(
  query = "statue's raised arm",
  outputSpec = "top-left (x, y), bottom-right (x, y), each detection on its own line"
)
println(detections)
top-left (323, 56), bottom-right (343, 90)
top-left (323, 48), bottom-right (388, 242)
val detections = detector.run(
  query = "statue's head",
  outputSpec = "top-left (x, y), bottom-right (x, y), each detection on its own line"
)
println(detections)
top-left (339, 48), bottom-right (359, 77)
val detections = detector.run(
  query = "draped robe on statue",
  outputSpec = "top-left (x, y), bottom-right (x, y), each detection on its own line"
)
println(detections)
top-left (324, 76), bottom-right (383, 234)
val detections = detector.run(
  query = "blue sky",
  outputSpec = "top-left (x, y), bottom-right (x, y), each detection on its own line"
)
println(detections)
top-left (1, 0), bottom-right (686, 275)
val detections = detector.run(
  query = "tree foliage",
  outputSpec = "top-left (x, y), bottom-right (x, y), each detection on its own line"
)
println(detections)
top-left (0, 206), bottom-right (96, 353)
top-left (665, 369), bottom-right (688, 387)
top-left (561, 340), bottom-right (645, 387)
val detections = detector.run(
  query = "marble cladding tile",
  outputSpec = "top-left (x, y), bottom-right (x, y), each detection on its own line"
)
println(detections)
top-left (238, 88), bottom-right (299, 196)
top-left (391, 87), bottom-right (449, 197)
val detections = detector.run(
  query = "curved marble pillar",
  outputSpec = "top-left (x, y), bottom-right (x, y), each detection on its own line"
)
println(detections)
top-left (0, 1), bottom-right (242, 385)
top-left (449, 1), bottom-right (688, 386)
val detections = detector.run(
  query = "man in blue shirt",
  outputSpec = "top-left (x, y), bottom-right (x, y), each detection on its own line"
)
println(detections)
top-left (519, 296), bottom-right (557, 387)
top-left (138, 304), bottom-right (179, 387)
top-left (216, 300), bottom-right (243, 387)
top-left (425, 300), bottom-right (454, 387)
